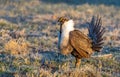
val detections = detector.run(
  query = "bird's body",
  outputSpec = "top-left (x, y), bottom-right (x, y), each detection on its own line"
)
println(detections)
top-left (70, 30), bottom-right (93, 58)
top-left (58, 16), bottom-right (105, 67)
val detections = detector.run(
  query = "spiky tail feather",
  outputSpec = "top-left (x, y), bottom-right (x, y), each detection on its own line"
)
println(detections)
top-left (88, 16), bottom-right (105, 52)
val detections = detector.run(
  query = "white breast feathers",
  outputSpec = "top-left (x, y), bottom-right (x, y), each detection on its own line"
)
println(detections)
top-left (59, 20), bottom-right (75, 49)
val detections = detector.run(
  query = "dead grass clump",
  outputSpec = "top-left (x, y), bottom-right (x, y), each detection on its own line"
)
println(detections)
top-left (4, 38), bottom-right (30, 56)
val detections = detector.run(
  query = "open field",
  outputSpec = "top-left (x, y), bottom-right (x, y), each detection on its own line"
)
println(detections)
top-left (0, 0), bottom-right (120, 77)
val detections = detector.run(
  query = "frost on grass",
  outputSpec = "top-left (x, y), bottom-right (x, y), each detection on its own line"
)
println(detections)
top-left (0, 0), bottom-right (120, 77)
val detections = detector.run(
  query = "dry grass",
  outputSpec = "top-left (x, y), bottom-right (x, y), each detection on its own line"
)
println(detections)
top-left (4, 38), bottom-right (30, 56)
top-left (0, 0), bottom-right (120, 77)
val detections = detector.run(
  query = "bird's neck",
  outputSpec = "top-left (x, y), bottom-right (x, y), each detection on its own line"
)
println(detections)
top-left (63, 20), bottom-right (74, 32)
top-left (60, 20), bottom-right (74, 48)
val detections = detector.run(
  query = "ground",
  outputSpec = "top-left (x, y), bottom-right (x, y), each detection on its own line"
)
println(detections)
top-left (0, 0), bottom-right (120, 77)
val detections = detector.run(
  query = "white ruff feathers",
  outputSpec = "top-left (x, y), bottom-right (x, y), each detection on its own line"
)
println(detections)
top-left (58, 20), bottom-right (74, 49)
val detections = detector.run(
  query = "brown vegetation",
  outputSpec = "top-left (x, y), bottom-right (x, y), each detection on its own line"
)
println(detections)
top-left (0, 0), bottom-right (120, 77)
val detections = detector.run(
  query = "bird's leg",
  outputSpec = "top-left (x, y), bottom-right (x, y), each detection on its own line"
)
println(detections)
top-left (75, 57), bottom-right (81, 68)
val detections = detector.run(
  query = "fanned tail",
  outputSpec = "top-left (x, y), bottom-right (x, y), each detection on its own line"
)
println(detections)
top-left (88, 16), bottom-right (105, 52)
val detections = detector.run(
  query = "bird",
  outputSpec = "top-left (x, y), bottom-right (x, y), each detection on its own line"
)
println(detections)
top-left (57, 16), bottom-right (105, 67)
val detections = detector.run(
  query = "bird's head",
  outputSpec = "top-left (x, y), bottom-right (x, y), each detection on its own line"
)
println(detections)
top-left (58, 17), bottom-right (69, 26)
top-left (58, 17), bottom-right (74, 33)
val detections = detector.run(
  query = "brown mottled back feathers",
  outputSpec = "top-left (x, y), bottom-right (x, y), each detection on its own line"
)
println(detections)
top-left (69, 30), bottom-right (93, 58)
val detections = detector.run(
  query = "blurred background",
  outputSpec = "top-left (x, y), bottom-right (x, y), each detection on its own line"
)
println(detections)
top-left (0, 0), bottom-right (120, 77)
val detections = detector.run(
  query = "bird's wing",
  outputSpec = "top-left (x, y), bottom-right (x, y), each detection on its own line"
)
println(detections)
top-left (69, 30), bottom-right (93, 58)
